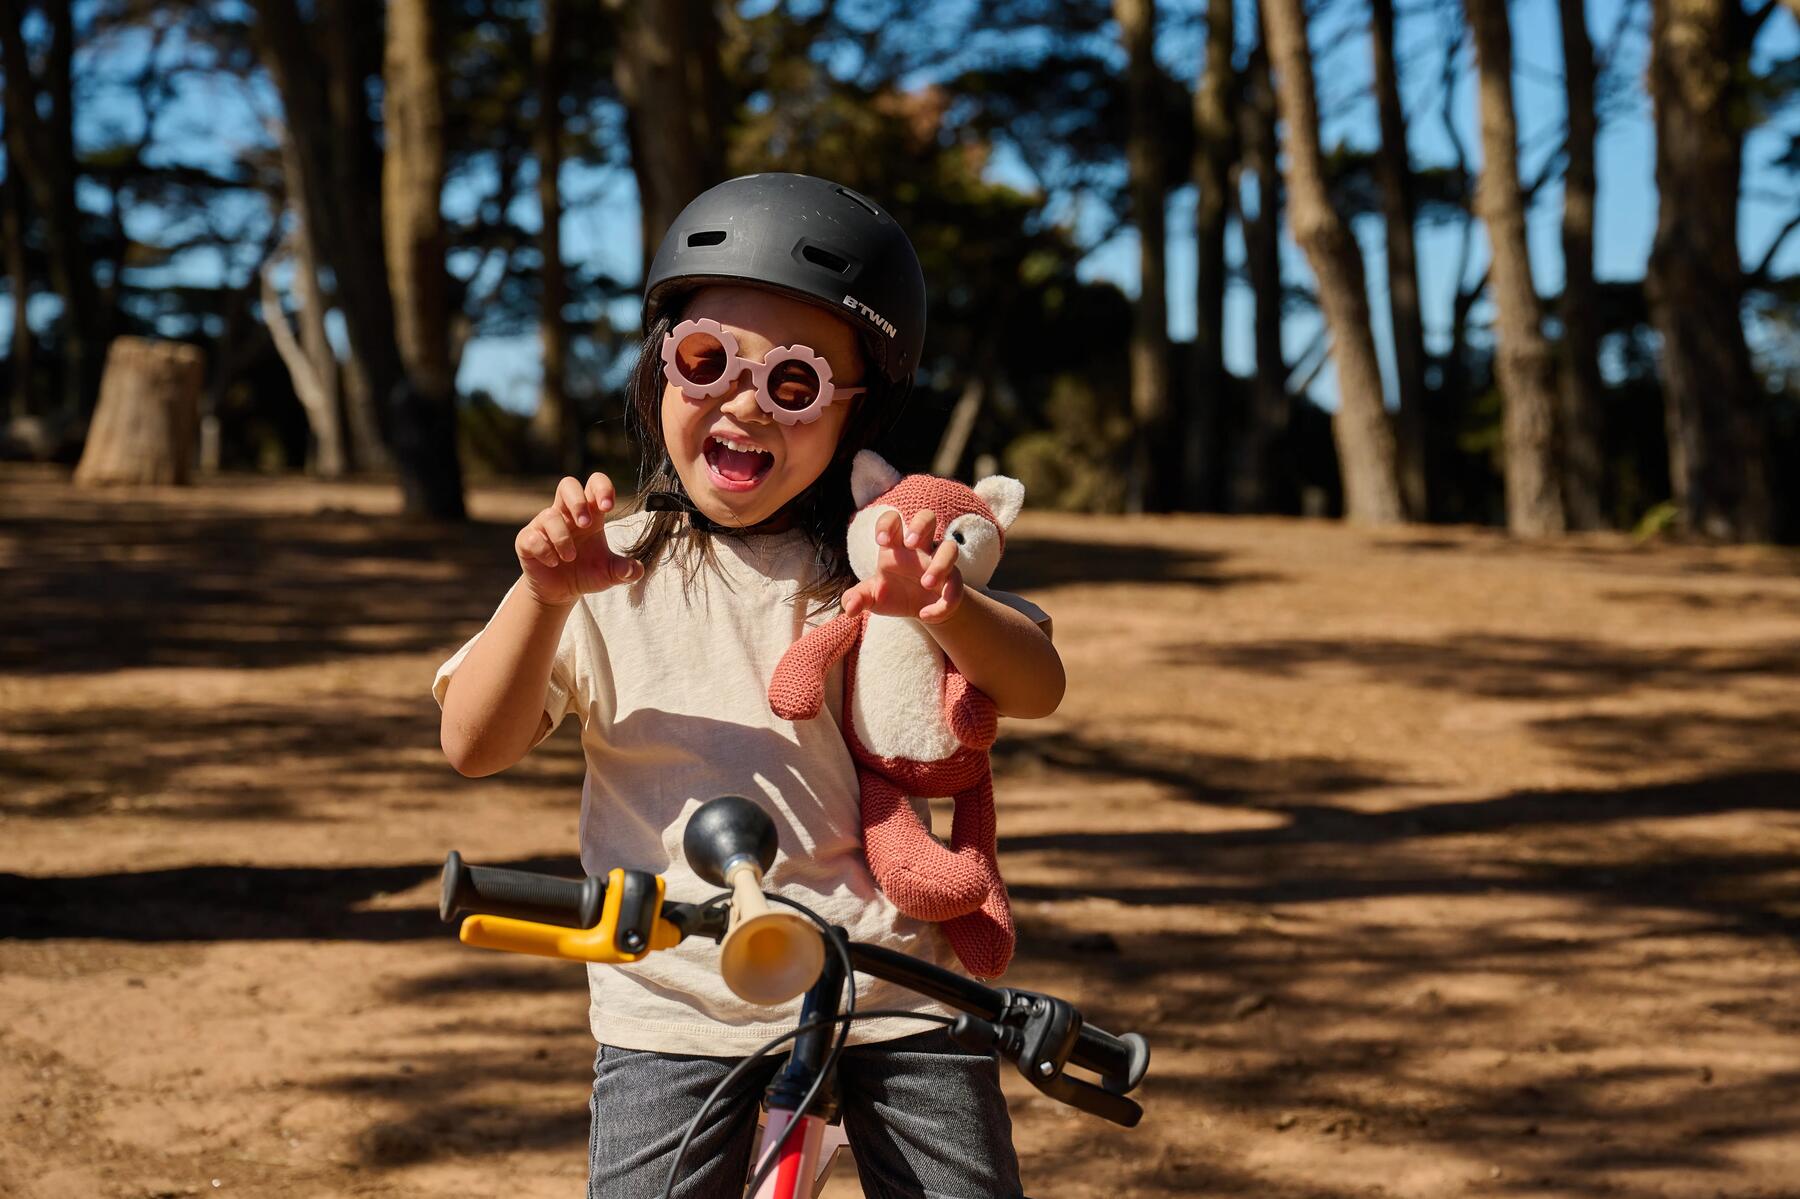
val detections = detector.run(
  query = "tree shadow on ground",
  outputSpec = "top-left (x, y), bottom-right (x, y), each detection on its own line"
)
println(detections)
top-left (0, 697), bottom-right (584, 821)
top-left (0, 491), bottom-right (1280, 679)
top-left (0, 854), bottom-right (579, 941)
top-left (28, 762), bottom-right (1785, 1177)
top-left (993, 727), bottom-right (1391, 805)
top-left (997, 535), bottom-right (1282, 592)
top-left (0, 489), bottom-right (522, 675)
top-left (1174, 633), bottom-right (1800, 702)
top-left (1074, 1060), bottom-right (1800, 1198)
top-left (1535, 709), bottom-right (1800, 768)
top-left (336, 1041), bottom-right (596, 1168)
top-left (1601, 586), bottom-right (1800, 615)
top-left (306, 1029), bottom-right (597, 1168)
top-left (1367, 534), bottom-right (1800, 580)
top-left (999, 779), bottom-right (1800, 1197)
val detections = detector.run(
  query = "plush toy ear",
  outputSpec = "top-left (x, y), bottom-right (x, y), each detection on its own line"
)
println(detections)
top-left (851, 450), bottom-right (903, 508)
top-left (974, 474), bottom-right (1025, 531)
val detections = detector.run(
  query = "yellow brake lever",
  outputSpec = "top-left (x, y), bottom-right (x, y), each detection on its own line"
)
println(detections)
top-left (459, 868), bottom-right (684, 964)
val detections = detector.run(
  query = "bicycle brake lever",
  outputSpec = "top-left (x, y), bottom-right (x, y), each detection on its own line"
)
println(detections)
top-left (949, 997), bottom-right (1146, 1128)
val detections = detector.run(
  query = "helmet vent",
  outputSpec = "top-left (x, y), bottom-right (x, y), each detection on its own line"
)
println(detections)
top-left (686, 230), bottom-right (727, 247)
top-left (801, 244), bottom-right (852, 274)
top-left (835, 186), bottom-right (882, 217)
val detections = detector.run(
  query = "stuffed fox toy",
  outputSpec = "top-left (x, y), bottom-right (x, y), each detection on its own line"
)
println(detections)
top-left (768, 450), bottom-right (1025, 978)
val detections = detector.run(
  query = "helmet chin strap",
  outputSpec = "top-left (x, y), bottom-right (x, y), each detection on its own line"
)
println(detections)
top-left (644, 489), bottom-right (725, 533)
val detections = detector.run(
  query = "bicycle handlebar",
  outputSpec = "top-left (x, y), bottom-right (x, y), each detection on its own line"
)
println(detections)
top-left (440, 851), bottom-right (605, 929)
top-left (438, 851), bottom-right (1150, 1125)
top-left (842, 941), bottom-right (1149, 1096)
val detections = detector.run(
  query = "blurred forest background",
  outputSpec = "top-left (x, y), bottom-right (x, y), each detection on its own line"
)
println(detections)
top-left (1, 0), bottom-right (1796, 539)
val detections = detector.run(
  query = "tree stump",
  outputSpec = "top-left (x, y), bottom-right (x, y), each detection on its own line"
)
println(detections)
top-left (73, 337), bottom-right (206, 487)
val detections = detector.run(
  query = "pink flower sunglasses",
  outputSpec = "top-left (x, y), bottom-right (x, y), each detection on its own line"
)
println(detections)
top-left (660, 317), bottom-right (867, 426)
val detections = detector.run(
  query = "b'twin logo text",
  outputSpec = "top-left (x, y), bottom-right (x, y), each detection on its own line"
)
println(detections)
top-left (842, 295), bottom-right (897, 339)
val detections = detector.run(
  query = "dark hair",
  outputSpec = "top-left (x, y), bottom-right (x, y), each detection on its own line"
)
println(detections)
top-left (621, 295), bottom-right (903, 612)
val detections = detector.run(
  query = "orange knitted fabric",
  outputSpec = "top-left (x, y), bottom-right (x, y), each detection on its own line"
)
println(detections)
top-left (863, 473), bottom-right (1007, 553)
top-left (767, 468), bottom-right (1016, 979)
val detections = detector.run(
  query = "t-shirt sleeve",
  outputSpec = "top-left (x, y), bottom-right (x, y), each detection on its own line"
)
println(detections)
top-left (432, 578), bottom-right (581, 748)
top-left (978, 586), bottom-right (1053, 640)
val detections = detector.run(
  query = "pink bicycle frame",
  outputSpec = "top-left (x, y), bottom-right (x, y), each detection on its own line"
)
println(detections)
top-left (748, 1109), bottom-right (846, 1199)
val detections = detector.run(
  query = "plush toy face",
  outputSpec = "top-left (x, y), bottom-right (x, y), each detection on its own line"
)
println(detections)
top-left (846, 451), bottom-right (1024, 590)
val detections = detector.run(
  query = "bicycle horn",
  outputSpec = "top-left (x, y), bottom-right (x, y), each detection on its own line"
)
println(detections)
top-left (684, 796), bottom-right (825, 1005)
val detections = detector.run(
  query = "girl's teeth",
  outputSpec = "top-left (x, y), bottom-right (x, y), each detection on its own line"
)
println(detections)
top-left (712, 436), bottom-right (768, 455)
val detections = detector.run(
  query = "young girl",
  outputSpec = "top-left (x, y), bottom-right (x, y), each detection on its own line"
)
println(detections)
top-left (435, 172), bottom-right (1064, 1198)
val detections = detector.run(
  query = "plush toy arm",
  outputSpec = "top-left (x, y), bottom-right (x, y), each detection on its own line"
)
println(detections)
top-left (943, 663), bottom-right (998, 750)
top-left (769, 611), bottom-right (863, 721)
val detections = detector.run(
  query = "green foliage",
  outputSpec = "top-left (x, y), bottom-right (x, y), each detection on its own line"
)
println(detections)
top-left (720, 4), bottom-right (1140, 491)
top-left (1632, 500), bottom-right (1680, 542)
top-left (457, 390), bottom-right (536, 478)
top-left (1002, 374), bottom-right (1132, 512)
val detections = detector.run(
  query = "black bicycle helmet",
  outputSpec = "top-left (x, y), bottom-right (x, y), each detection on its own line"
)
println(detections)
top-left (642, 173), bottom-right (927, 385)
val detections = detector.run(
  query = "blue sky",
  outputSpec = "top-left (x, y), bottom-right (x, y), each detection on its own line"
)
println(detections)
top-left (11, 0), bottom-right (1799, 415)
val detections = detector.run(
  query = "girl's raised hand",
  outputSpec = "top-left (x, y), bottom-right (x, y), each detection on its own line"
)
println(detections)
top-left (515, 473), bottom-right (644, 607)
top-left (841, 507), bottom-right (965, 625)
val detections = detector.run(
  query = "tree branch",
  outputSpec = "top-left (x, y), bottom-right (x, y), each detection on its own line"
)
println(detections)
top-left (1749, 208), bottom-right (1800, 284)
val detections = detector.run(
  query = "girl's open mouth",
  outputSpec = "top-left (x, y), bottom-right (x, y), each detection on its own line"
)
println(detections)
top-left (703, 435), bottom-right (774, 491)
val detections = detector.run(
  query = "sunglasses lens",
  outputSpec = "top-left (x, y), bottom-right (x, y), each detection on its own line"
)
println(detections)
top-left (766, 359), bottom-right (822, 411)
top-left (675, 331), bottom-right (728, 385)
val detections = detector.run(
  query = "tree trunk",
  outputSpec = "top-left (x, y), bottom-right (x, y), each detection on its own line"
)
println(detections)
top-left (931, 374), bottom-right (987, 480)
top-left (0, 2), bottom-right (100, 422)
top-left (1370, 0), bottom-right (1429, 520)
top-left (529, 0), bottom-right (578, 474)
top-left (1188, 0), bottom-right (1235, 511)
top-left (295, 215), bottom-right (361, 474)
top-left (321, 0), bottom-right (400, 474)
top-left (382, 0), bottom-right (451, 403)
top-left (270, 131), bottom-right (351, 477)
top-left (379, 0), bottom-right (464, 517)
top-left (3, 164), bottom-right (32, 422)
top-left (1554, 0), bottom-right (1607, 530)
top-left (1260, 0), bottom-right (1404, 524)
top-left (73, 337), bottom-right (205, 486)
top-left (1114, 0), bottom-right (1176, 513)
top-left (1467, 0), bottom-right (1567, 536)
top-left (1645, 0), bottom-right (1770, 540)
top-left (606, 0), bottom-right (728, 284)
top-left (249, 0), bottom-right (412, 481)
top-left (1230, 31), bottom-right (1292, 514)
top-left (262, 251), bottom-right (347, 477)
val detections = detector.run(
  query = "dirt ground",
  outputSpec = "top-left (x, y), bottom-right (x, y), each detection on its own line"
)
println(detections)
top-left (3, 463), bottom-right (1799, 1199)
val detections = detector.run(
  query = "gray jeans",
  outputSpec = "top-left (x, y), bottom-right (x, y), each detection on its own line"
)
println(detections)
top-left (586, 1028), bottom-right (1024, 1198)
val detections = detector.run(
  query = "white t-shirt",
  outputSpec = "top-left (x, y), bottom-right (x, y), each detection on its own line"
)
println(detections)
top-left (433, 511), bottom-right (1048, 1055)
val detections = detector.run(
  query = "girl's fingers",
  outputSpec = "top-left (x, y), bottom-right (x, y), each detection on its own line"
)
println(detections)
top-left (920, 539), bottom-right (959, 590)
top-left (585, 472), bottom-right (616, 518)
top-left (555, 476), bottom-right (590, 530)
top-left (605, 553), bottom-right (642, 584)
top-left (875, 510), bottom-right (904, 548)
top-left (841, 584), bottom-right (868, 616)
top-left (921, 572), bottom-right (964, 623)
top-left (903, 509), bottom-right (936, 549)
top-left (519, 526), bottom-right (559, 567)
top-left (541, 510), bottom-right (576, 561)
top-left (940, 571), bottom-right (963, 610)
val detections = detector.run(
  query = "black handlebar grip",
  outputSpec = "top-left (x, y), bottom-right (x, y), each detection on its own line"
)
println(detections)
top-left (1070, 1025), bottom-right (1151, 1094)
top-left (439, 851), bottom-right (605, 929)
